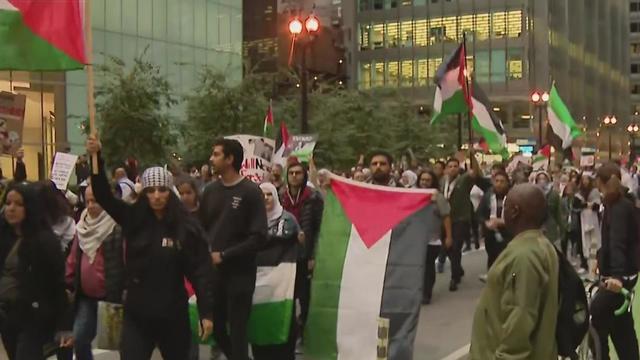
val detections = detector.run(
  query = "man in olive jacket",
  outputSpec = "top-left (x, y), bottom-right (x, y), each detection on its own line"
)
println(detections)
top-left (470, 183), bottom-right (559, 359)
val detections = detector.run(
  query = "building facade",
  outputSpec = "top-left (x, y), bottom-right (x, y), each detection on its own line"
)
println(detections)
top-left (343, 0), bottom-right (630, 149)
top-left (631, 0), bottom-right (640, 115)
top-left (0, 0), bottom-right (242, 181)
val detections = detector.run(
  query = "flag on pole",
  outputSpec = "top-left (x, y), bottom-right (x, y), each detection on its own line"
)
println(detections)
top-left (263, 99), bottom-right (274, 137)
top-left (431, 44), bottom-right (508, 158)
top-left (0, 0), bottom-right (86, 70)
top-left (272, 121), bottom-right (290, 168)
top-left (547, 83), bottom-right (581, 149)
top-left (305, 176), bottom-right (438, 360)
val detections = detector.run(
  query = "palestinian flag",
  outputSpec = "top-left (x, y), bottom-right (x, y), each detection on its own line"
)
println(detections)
top-left (431, 44), bottom-right (508, 158)
top-left (547, 83), bottom-right (581, 149)
top-left (305, 176), bottom-right (438, 360)
top-left (0, 0), bottom-right (86, 70)
top-left (263, 99), bottom-right (274, 137)
top-left (248, 215), bottom-right (297, 345)
top-left (272, 121), bottom-right (290, 168)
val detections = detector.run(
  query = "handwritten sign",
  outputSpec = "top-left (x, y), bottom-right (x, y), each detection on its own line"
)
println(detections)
top-left (0, 91), bottom-right (26, 156)
top-left (225, 135), bottom-right (274, 183)
top-left (51, 152), bottom-right (79, 190)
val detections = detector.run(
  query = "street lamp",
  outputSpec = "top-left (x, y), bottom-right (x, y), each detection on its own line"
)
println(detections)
top-left (289, 13), bottom-right (321, 133)
top-left (628, 123), bottom-right (640, 163)
top-left (602, 115), bottom-right (617, 160)
top-left (530, 91), bottom-right (550, 151)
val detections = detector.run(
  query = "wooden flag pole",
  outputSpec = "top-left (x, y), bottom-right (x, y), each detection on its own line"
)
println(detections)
top-left (85, 0), bottom-right (98, 175)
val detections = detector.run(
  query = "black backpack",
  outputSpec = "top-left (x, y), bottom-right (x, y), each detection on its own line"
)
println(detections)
top-left (555, 246), bottom-right (589, 357)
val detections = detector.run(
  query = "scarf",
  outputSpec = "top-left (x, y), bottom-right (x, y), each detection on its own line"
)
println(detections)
top-left (490, 192), bottom-right (506, 219)
top-left (283, 186), bottom-right (312, 223)
top-left (260, 183), bottom-right (284, 227)
top-left (76, 209), bottom-right (117, 263)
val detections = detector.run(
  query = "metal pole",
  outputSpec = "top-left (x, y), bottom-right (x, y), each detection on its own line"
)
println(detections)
top-left (609, 130), bottom-right (612, 160)
top-left (457, 114), bottom-right (462, 149)
top-left (538, 105), bottom-right (543, 151)
top-left (301, 43), bottom-right (309, 133)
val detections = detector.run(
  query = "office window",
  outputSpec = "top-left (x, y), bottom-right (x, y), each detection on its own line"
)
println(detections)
top-left (632, 22), bottom-right (640, 33)
top-left (632, 43), bottom-right (640, 54)
top-left (414, 0), bottom-right (426, 5)
top-left (401, 60), bottom-right (413, 87)
top-left (475, 51), bottom-right (490, 83)
top-left (632, 84), bottom-right (640, 94)
top-left (373, 61), bottom-right (385, 87)
top-left (417, 59), bottom-right (428, 86)
top-left (442, 16), bottom-right (457, 42)
top-left (360, 63), bottom-right (372, 89)
top-left (632, 1), bottom-right (640, 12)
top-left (491, 49), bottom-right (506, 83)
top-left (427, 58), bottom-right (442, 81)
top-left (373, 0), bottom-right (384, 9)
top-left (492, 12), bottom-right (507, 38)
top-left (387, 61), bottom-right (399, 87)
top-left (458, 14), bottom-right (474, 41)
top-left (429, 18), bottom-right (444, 45)
top-left (475, 13), bottom-right (490, 41)
top-left (508, 49), bottom-right (524, 79)
top-left (415, 20), bottom-right (427, 46)
top-left (387, 22), bottom-right (400, 48)
top-left (506, 11), bottom-right (522, 38)
top-left (359, 0), bottom-right (370, 11)
top-left (401, 0), bottom-right (411, 5)
top-left (632, 64), bottom-right (640, 74)
top-left (360, 24), bottom-right (371, 50)
top-left (372, 23), bottom-right (385, 49)
top-left (386, 0), bottom-right (398, 8)
top-left (400, 20), bottom-right (413, 47)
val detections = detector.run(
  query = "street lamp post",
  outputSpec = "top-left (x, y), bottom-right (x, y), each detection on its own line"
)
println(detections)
top-left (603, 115), bottom-right (618, 160)
top-left (289, 14), bottom-right (320, 134)
top-left (530, 91), bottom-right (550, 151)
top-left (628, 123), bottom-right (639, 163)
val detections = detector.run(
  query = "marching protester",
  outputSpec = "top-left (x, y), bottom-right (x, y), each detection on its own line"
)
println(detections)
top-left (270, 164), bottom-right (285, 194)
top-left (560, 181), bottom-right (588, 272)
top-left (400, 170), bottom-right (418, 188)
top-left (112, 167), bottom-right (136, 203)
top-left (282, 158), bottom-right (324, 341)
top-left (64, 185), bottom-right (125, 360)
top-left (252, 182), bottom-right (301, 360)
top-left (200, 138), bottom-right (268, 360)
top-left (0, 183), bottom-right (73, 359)
top-left (477, 170), bottom-right (511, 282)
top-left (177, 177), bottom-right (201, 216)
top-left (590, 163), bottom-right (639, 360)
top-left (470, 183), bottom-right (559, 359)
top-left (439, 152), bottom-right (482, 291)
top-left (417, 169), bottom-right (452, 305)
top-left (39, 181), bottom-right (77, 254)
top-left (533, 171), bottom-right (566, 246)
top-left (368, 151), bottom-right (397, 187)
top-left (577, 172), bottom-right (601, 273)
top-left (86, 135), bottom-right (214, 359)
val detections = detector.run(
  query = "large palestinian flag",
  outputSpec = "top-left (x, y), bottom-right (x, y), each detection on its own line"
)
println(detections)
top-left (0, 0), bottom-right (86, 70)
top-left (547, 83), bottom-right (581, 149)
top-left (431, 44), bottom-right (508, 158)
top-left (305, 176), bottom-right (438, 360)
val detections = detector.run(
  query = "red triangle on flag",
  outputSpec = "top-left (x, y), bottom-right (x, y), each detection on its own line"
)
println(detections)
top-left (331, 177), bottom-right (433, 249)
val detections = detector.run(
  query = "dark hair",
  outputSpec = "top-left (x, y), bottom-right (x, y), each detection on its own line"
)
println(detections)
top-left (417, 169), bottom-right (439, 190)
top-left (446, 158), bottom-right (460, 166)
top-left (175, 177), bottom-right (200, 196)
top-left (37, 181), bottom-right (72, 225)
top-left (213, 138), bottom-right (244, 172)
top-left (434, 160), bottom-right (446, 168)
top-left (286, 160), bottom-right (309, 187)
top-left (491, 162), bottom-right (506, 172)
top-left (596, 162), bottom-right (621, 184)
top-left (131, 188), bottom-right (189, 236)
top-left (493, 170), bottom-right (510, 184)
top-left (367, 151), bottom-right (394, 166)
top-left (2, 182), bottom-right (50, 239)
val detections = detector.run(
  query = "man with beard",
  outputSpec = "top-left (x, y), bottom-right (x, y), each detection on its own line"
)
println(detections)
top-left (368, 151), bottom-right (398, 187)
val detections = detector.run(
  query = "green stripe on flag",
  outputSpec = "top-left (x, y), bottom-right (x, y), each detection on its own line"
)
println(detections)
top-left (431, 89), bottom-right (469, 125)
top-left (305, 191), bottom-right (352, 360)
top-left (249, 300), bottom-right (295, 345)
top-left (0, 10), bottom-right (83, 71)
top-left (471, 116), bottom-right (509, 159)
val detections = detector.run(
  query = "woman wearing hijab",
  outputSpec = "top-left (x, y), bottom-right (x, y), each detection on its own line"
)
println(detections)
top-left (401, 170), bottom-right (418, 188)
top-left (577, 172), bottom-right (601, 274)
top-left (0, 183), bottom-right (73, 359)
top-left (64, 185), bottom-right (125, 360)
top-left (252, 183), bottom-right (301, 360)
top-left (86, 135), bottom-right (213, 360)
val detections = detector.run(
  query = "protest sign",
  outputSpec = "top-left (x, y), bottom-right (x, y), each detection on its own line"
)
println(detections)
top-left (0, 91), bottom-right (26, 156)
top-left (580, 155), bottom-right (595, 167)
top-left (51, 152), bottom-right (79, 190)
top-left (225, 135), bottom-right (275, 183)
top-left (273, 134), bottom-right (318, 167)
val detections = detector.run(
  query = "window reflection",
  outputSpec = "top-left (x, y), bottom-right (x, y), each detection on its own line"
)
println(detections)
top-left (388, 61), bottom-right (400, 87)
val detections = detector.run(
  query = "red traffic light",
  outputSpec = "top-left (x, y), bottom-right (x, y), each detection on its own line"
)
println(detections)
top-left (531, 92), bottom-right (541, 103)
top-left (289, 18), bottom-right (303, 35)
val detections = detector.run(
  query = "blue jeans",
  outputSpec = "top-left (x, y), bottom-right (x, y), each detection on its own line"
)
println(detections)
top-left (73, 297), bottom-right (98, 360)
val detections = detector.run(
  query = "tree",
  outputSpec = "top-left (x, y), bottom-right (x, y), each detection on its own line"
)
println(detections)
top-left (93, 52), bottom-right (178, 168)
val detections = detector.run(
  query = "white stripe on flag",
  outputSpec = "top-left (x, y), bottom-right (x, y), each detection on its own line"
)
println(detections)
top-left (0, 0), bottom-right (17, 10)
top-left (337, 226), bottom-right (392, 360)
top-left (548, 107), bottom-right (572, 149)
top-left (433, 87), bottom-right (443, 113)
top-left (253, 263), bottom-right (296, 304)
top-left (470, 97), bottom-right (504, 143)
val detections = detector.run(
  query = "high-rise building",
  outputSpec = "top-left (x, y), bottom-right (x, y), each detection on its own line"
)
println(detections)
top-left (631, 0), bottom-right (640, 115)
top-left (0, 0), bottom-right (242, 181)
top-left (343, 0), bottom-right (630, 148)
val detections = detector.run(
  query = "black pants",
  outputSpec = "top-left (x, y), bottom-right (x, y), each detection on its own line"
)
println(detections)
top-left (119, 309), bottom-right (191, 360)
top-left (423, 245), bottom-right (441, 300)
top-left (212, 270), bottom-right (256, 360)
top-left (485, 233), bottom-right (506, 270)
top-left (561, 230), bottom-right (587, 268)
top-left (470, 210), bottom-right (480, 249)
top-left (591, 278), bottom-right (639, 360)
top-left (295, 259), bottom-right (311, 332)
top-left (1, 326), bottom-right (49, 360)
top-left (448, 221), bottom-right (469, 282)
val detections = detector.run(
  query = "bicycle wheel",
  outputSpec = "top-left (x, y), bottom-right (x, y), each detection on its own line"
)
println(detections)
top-left (576, 326), bottom-right (602, 360)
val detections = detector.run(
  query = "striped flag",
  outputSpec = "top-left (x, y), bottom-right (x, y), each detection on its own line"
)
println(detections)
top-left (305, 176), bottom-right (437, 360)
top-left (263, 99), bottom-right (274, 137)
top-left (547, 83), bottom-right (581, 149)
top-left (0, 0), bottom-right (86, 70)
top-left (431, 44), bottom-right (508, 158)
top-left (248, 214), bottom-right (297, 345)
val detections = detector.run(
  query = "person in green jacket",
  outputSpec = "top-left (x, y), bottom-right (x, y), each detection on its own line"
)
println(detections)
top-left (534, 171), bottom-right (567, 246)
top-left (470, 183), bottom-right (559, 359)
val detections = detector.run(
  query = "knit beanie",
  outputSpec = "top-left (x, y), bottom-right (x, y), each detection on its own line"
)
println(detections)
top-left (141, 167), bottom-right (174, 190)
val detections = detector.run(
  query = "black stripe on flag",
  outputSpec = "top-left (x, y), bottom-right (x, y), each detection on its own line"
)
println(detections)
top-left (433, 44), bottom-right (464, 87)
top-left (471, 81), bottom-right (506, 136)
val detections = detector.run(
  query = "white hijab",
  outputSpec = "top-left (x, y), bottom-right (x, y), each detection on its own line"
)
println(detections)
top-left (402, 170), bottom-right (418, 188)
top-left (260, 182), bottom-right (284, 227)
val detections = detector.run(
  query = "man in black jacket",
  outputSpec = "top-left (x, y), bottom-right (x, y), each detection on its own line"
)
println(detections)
top-left (282, 159), bottom-right (324, 336)
top-left (591, 162), bottom-right (639, 360)
top-left (200, 138), bottom-right (268, 360)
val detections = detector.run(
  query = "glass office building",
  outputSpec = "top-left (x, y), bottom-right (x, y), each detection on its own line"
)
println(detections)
top-left (343, 0), bottom-right (630, 144)
top-left (0, 0), bottom-right (242, 180)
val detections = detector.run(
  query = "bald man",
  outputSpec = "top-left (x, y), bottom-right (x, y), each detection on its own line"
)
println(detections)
top-left (470, 184), bottom-right (559, 359)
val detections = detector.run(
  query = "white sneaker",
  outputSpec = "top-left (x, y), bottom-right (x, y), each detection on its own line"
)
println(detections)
top-left (478, 274), bottom-right (488, 283)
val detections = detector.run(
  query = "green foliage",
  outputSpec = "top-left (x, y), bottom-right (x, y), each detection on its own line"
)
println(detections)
top-left (94, 52), bottom-right (178, 168)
